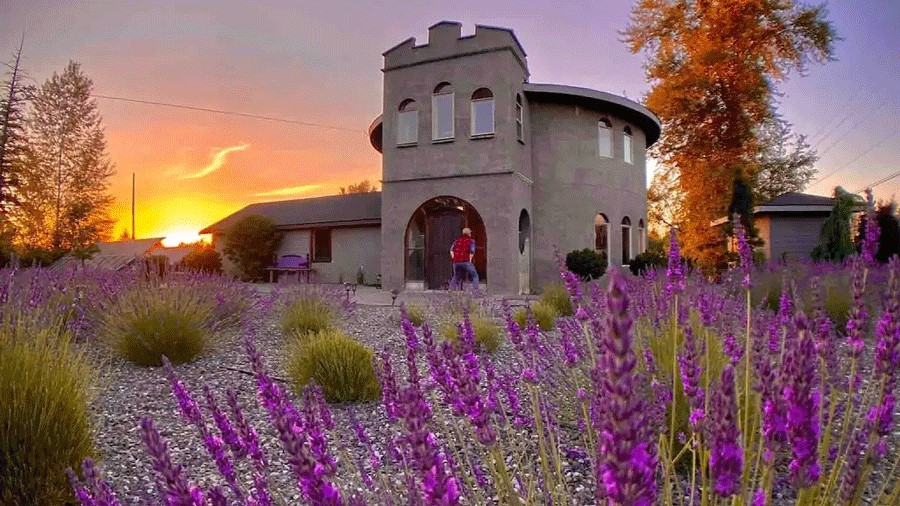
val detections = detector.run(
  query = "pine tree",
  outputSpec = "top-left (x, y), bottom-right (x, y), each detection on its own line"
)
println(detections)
top-left (626, 0), bottom-right (836, 268)
top-left (0, 35), bottom-right (29, 241)
top-left (811, 187), bottom-right (863, 262)
top-left (15, 61), bottom-right (115, 251)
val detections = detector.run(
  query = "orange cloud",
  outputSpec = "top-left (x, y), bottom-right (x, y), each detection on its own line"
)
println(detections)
top-left (250, 184), bottom-right (323, 197)
top-left (178, 143), bottom-right (250, 179)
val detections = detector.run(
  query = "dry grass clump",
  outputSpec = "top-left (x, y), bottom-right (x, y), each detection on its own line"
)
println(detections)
top-left (281, 295), bottom-right (336, 336)
top-left (514, 301), bottom-right (558, 331)
top-left (286, 328), bottom-right (381, 403)
top-left (100, 283), bottom-right (216, 366)
top-left (440, 311), bottom-right (504, 353)
top-left (540, 282), bottom-right (574, 317)
top-left (0, 314), bottom-right (94, 505)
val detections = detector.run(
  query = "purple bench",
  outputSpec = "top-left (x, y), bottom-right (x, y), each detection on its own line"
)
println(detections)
top-left (267, 254), bottom-right (317, 283)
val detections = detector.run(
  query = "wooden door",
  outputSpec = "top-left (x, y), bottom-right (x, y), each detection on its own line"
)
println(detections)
top-left (426, 209), bottom-right (465, 289)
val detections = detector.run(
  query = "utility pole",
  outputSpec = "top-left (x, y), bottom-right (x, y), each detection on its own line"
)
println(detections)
top-left (131, 172), bottom-right (135, 240)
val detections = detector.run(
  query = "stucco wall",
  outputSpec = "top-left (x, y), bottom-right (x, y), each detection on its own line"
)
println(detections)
top-left (767, 214), bottom-right (828, 260)
top-left (528, 101), bottom-right (649, 290)
top-left (756, 216), bottom-right (772, 260)
top-left (381, 173), bottom-right (531, 294)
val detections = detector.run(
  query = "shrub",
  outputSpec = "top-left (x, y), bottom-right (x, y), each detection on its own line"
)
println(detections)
top-left (565, 248), bottom-right (607, 280)
top-left (629, 249), bottom-right (667, 275)
top-left (222, 214), bottom-right (282, 281)
top-left (180, 245), bottom-right (223, 274)
top-left (540, 282), bottom-right (574, 317)
top-left (514, 301), bottom-right (558, 331)
top-left (404, 302), bottom-right (426, 327)
top-left (286, 329), bottom-right (381, 403)
top-left (100, 283), bottom-right (216, 366)
top-left (440, 312), bottom-right (503, 353)
top-left (1, 316), bottom-right (94, 505)
top-left (281, 295), bottom-right (335, 337)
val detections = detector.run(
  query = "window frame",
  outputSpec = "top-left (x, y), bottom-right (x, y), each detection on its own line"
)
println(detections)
top-left (311, 228), bottom-right (332, 263)
top-left (621, 217), bottom-right (632, 265)
top-left (470, 88), bottom-right (495, 138)
top-left (598, 119), bottom-right (613, 158)
top-left (623, 126), bottom-right (633, 164)
top-left (515, 94), bottom-right (524, 143)
top-left (397, 99), bottom-right (418, 146)
top-left (432, 84), bottom-right (455, 141)
top-left (595, 213), bottom-right (610, 267)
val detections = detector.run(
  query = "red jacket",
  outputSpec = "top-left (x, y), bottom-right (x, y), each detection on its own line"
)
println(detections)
top-left (451, 236), bottom-right (475, 263)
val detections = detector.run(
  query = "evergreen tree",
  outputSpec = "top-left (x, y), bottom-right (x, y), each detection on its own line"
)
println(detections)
top-left (626, 0), bottom-right (836, 268)
top-left (811, 187), bottom-right (863, 262)
top-left (0, 35), bottom-right (29, 244)
top-left (14, 61), bottom-right (115, 251)
top-left (856, 200), bottom-right (900, 263)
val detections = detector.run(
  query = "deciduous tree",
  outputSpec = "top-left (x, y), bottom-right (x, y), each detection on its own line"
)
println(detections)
top-left (14, 61), bottom-right (115, 251)
top-left (0, 36), bottom-right (29, 241)
top-left (222, 214), bottom-right (281, 281)
top-left (339, 179), bottom-right (378, 194)
top-left (626, 0), bottom-right (836, 268)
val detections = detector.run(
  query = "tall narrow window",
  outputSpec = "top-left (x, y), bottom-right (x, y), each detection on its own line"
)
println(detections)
top-left (623, 126), bottom-right (633, 164)
top-left (470, 88), bottom-right (494, 137)
top-left (638, 219), bottom-right (645, 253)
top-left (515, 94), bottom-right (524, 142)
top-left (621, 217), bottom-right (632, 264)
top-left (598, 119), bottom-right (612, 158)
top-left (432, 83), bottom-right (454, 141)
top-left (397, 99), bottom-right (418, 145)
top-left (595, 213), bottom-right (609, 267)
top-left (312, 229), bottom-right (332, 263)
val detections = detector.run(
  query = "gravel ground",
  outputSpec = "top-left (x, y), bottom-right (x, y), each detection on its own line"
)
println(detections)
top-left (85, 298), bottom-right (899, 505)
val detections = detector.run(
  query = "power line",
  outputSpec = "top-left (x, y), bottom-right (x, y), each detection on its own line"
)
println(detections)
top-left (854, 170), bottom-right (900, 194)
top-left (812, 131), bottom-right (900, 185)
top-left (91, 94), bottom-right (366, 133)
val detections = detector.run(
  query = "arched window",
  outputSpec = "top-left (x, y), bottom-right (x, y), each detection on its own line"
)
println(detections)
top-left (470, 88), bottom-right (494, 137)
top-left (397, 99), bottom-right (418, 145)
top-left (623, 126), bottom-right (633, 164)
top-left (638, 219), bottom-right (646, 253)
top-left (432, 82), bottom-right (454, 140)
top-left (621, 217), bottom-right (632, 264)
top-left (595, 213), bottom-right (609, 266)
top-left (598, 119), bottom-right (612, 158)
top-left (515, 93), bottom-right (524, 142)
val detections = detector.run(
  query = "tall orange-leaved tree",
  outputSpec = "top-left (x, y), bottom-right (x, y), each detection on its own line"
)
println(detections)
top-left (625, 0), bottom-right (836, 268)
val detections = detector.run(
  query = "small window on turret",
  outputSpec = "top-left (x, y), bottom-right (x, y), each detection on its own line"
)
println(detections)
top-left (599, 119), bottom-right (612, 158)
top-left (471, 88), bottom-right (494, 137)
top-left (515, 94), bottom-right (524, 142)
top-left (623, 126), bottom-right (633, 164)
top-left (432, 83), bottom-right (454, 141)
top-left (397, 99), bottom-right (418, 145)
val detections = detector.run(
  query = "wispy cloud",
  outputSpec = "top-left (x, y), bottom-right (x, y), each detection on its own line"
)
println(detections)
top-left (178, 143), bottom-right (250, 179)
top-left (250, 184), bottom-right (323, 197)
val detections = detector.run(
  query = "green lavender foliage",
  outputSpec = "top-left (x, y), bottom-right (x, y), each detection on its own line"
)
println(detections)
top-left (286, 329), bottom-right (381, 403)
top-left (0, 314), bottom-right (94, 505)
top-left (281, 295), bottom-right (336, 336)
top-left (514, 301), bottom-right (558, 331)
top-left (440, 311), bottom-right (504, 353)
top-left (540, 282), bottom-right (574, 317)
top-left (100, 283), bottom-right (216, 366)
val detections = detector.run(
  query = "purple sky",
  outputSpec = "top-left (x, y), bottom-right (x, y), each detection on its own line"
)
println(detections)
top-left (1, 0), bottom-right (898, 240)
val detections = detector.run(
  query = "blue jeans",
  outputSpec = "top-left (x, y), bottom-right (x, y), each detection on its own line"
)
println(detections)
top-left (451, 262), bottom-right (479, 289)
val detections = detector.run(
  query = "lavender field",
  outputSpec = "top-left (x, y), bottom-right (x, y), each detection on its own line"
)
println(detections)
top-left (2, 229), bottom-right (899, 506)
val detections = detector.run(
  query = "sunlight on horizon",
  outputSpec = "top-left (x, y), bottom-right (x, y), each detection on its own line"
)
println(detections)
top-left (160, 230), bottom-right (210, 247)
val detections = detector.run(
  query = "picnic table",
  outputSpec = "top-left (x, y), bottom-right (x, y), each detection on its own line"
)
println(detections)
top-left (267, 254), bottom-right (317, 283)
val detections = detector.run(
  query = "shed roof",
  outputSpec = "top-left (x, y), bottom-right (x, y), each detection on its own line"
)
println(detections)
top-left (710, 192), bottom-right (836, 227)
top-left (200, 192), bottom-right (382, 234)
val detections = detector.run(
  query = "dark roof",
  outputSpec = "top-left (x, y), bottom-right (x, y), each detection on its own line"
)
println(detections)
top-left (200, 192), bottom-right (382, 234)
top-left (758, 192), bottom-right (834, 207)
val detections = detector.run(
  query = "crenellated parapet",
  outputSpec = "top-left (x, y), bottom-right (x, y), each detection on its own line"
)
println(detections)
top-left (383, 21), bottom-right (528, 75)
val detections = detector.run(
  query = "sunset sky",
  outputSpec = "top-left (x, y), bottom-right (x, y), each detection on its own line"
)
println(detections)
top-left (2, 0), bottom-right (898, 246)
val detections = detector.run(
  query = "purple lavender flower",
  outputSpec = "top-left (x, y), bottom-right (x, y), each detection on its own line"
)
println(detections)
top-left (665, 228), bottom-right (685, 297)
top-left (376, 351), bottom-right (400, 420)
top-left (204, 386), bottom-right (245, 458)
top-left (140, 417), bottom-right (200, 505)
top-left (678, 326), bottom-right (705, 430)
top-left (861, 189), bottom-right (880, 265)
top-left (225, 388), bottom-right (267, 471)
top-left (782, 314), bottom-right (821, 488)
top-left (839, 432), bottom-right (867, 503)
top-left (707, 366), bottom-right (743, 497)
top-left (846, 256), bottom-right (869, 359)
top-left (733, 216), bottom-right (753, 289)
top-left (162, 356), bottom-right (203, 426)
top-left (592, 269), bottom-right (657, 506)
top-left (723, 332), bottom-right (742, 365)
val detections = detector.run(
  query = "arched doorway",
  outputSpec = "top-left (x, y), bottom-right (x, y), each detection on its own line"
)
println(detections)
top-left (405, 196), bottom-right (487, 289)
top-left (518, 209), bottom-right (531, 294)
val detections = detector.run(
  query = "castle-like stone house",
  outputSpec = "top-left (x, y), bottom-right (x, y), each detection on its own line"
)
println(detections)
top-left (203, 22), bottom-right (660, 294)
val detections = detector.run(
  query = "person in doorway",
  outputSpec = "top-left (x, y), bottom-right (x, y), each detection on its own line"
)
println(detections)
top-left (449, 227), bottom-right (479, 290)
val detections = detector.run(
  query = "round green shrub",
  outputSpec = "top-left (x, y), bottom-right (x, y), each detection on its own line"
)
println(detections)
top-left (440, 313), bottom-right (504, 353)
top-left (100, 284), bottom-right (216, 366)
top-left (540, 282), bottom-right (574, 317)
top-left (0, 318), bottom-right (94, 505)
top-left (514, 302), bottom-right (558, 331)
top-left (179, 245), bottom-right (223, 274)
top-left (565, 248), bottom-right (607, 280)
top-left (287, 329), bottom-right (381, 403)
top-left (281, 296), bottom-right (335, 336)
